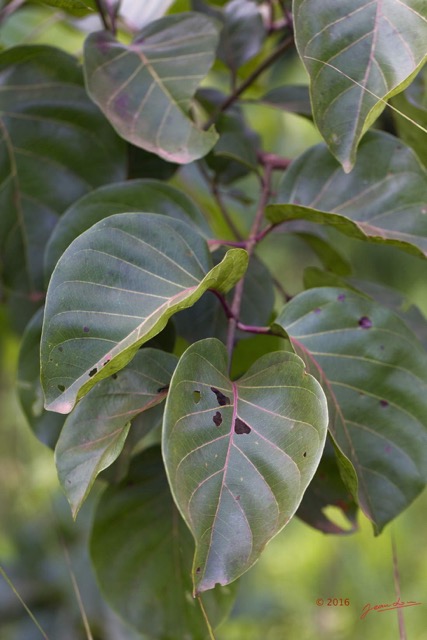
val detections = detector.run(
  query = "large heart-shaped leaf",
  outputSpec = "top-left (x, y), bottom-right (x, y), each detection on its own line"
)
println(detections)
top-left (0, 45), bottom-right (126, 304)
top-left (162, 338), bottom-right (328, 593)
top-left (90, 446), bottom-right (236, 638)
top-left (44, 179), bottom-right (210, 280)
top-left (274, 287), bottom-right (427, 533)
top-left (294, 0), bottom-right (427, 171)
top-left (83, 13), bottom-right (220, 164)
top-left (267, 131), bottom-right (427, 258)
top-left (55, 348), bottom-right (177, 518)
top-left (41, 214), bottom-right (248, 414)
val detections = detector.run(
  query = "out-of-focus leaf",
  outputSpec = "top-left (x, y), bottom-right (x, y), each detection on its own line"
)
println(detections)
top-left (163, 338), bottom-right (328, 593)
top-left (32, 0), bottom-right (96, 15)
top-left (41, 213), bottom-right (248, 414)
top-left (267, 132), bottom-right (427, 259)
top-left (294, 0), bottom-right (427, 171)
top-left (296, 233), bottom-right (351, 276)
top-left (83, 13), bottom-right (220, 163)
top-left (0, 45), bottom-right (126, 306)
top-left (90, 446), bottom-right (237, 638)
top-left (297, 437), bottom-right (358, 535)
top-left (259, 85), bottom-right (312, 118)
top-left (303, 267), bottom-right (352, 292)
top-left (44, 179), bottom-right (210, 280)
top-left (391, 67), bottom-right (427, 167)
top-left (274, 287), bottom-right (427, 533)
top-left (56, 349), bottom-right (177, 518)
top-left (127, 145), bottom-right (178, 181)
top-left (17, 308), bottom-right (64, 449)
top-left (119, 0), bottom-right (175, 28)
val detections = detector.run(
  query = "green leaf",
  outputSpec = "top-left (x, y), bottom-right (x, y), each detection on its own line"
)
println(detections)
top-left (55, 349), bottom-right (177, 518)
top-left (162, 338), bottom-right (328, 593)
top-left (0, 45), bottom-right (126, 304)
top-left (83, 13), bottom-right (220, 164)
top-left (127, 145), bottom-right (178, 181)
top-left (259, 85), bottom-right (312, 118)
top-left (267, 131), bottom-right (427, 259)
top-left (294, 0), bottom-right (427, 171)
top-left (296, 233), bottom-right (351, 276)
top-left (90, 446), bottom-right (237, 638)
top-left (32, 0), bottom-right (96, 15)
top-left (17, 308), bottom-right (64, 449)
top-left (44, 179), bottom-right (211, 280)
top-left (217, 0), bottom-right (265, 72)
top-left (391, 66), bottom-right (427, 167)
top-left (274, 287), bottom-right (427, 532)
top-left (41, 213), bottom-right (248, 414)
top-left (297, 437), bottom-right (358, 535)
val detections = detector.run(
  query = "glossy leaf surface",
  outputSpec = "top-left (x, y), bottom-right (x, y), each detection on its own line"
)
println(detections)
top-left (90, 446), bottom-right (236, 638)
top-left (83, 13), bottom-right (220, 163)
top-left (267, 132), bottom-right (427, 258)
top-left (275, 287), bottom-right (427, 532)
top-left (0, 45), bottom-right (126, 302)
top-left (44, 179), bottom-right (210, 280)
top-left (56, 349), bottom-right (177, 518)
top-left (163, 339), bottom-right (328, 593)
top-left (41, 214), bottom-right (248, 414)
top-left (294, 0), bottom-right (427, 170)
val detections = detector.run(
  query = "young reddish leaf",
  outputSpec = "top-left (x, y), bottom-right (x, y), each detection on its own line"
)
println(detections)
top-left (162, 338), bottom-right (328, 593)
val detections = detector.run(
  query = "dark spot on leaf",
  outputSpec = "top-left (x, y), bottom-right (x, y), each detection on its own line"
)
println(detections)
top-left (57, 384), bottom-right (65, 392)
top-left (234, 417), bottom-right (251, 434)
top-left (89, 368), bottom-right (97, 377)
top-left (380, 399), bottom-right (389, 407)
top-left (236, 495), bottom-right (240, 501)
top-left (158, 385), bottom-right (169, 393)
top-left (193, 390), bottom-right (201, 404)
top-left (213, 411), bottom-right (222, 427)
top-left (196, 567), bottom-right (201, 574)
top-left (58, 346), bottom-right (63, 352)
top-left (337, 293), bottom-right (346, 301)
top-left (112, 373), bottom-right (118, 380)
top-left (303, 451), bottom-right (307, 457)
top-left (313, 307), bottom-right (322, 314)
top-left (358, 316), bottom-right (372, 329)
top-left (83, 326), bottom-right (90, 333)
top-left (103, 359), bottom-right (110, 366)
top-left (210, 387), bottom-right (230, 406)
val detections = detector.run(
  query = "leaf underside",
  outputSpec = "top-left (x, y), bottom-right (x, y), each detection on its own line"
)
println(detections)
top-left (83, 13), bottom-right (220, 163)
top-left (162, 338), bottom-right (328, 593)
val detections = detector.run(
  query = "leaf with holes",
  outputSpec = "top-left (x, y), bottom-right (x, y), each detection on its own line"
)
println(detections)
top-left (294, 0), bottom-right (427, 171)
top-left (83, 13), bottom-right (220, 164)
top-left (267, 132), bottom-right (427, 259)
top-left (0, 45), bottom-right (125, 306)
top-left (162, 338), bottom-right (328, 594)
top-left (90, 446), bottom-right (237, 638)
top-left (56, 349), bottom-right (177, 518)
top-left (44, 179), bottom-right (210, 280)
top-left (41, 214), bottom-right (248, 414)
top-left (274, 287), bottom-right (427, 533)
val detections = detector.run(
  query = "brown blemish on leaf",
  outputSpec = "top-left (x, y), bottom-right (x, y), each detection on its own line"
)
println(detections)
top-left (358, 316), bottom-right (372, 329)
top-left (210, 387), bottom-right (230, 406)
top-left (234, 417), bottom-right (251, 434)
top-left (213, 411), bottom-right (222, 427)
